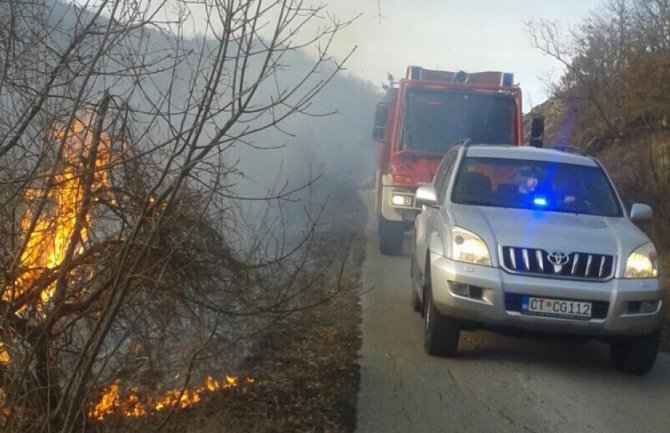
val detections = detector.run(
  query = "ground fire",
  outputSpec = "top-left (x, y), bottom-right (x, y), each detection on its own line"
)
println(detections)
top-left (88, 375), bottom-right (255, 421)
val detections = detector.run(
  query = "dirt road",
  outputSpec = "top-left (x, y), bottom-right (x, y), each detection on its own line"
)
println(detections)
top-left (356, 192), bottom-right (670, 433)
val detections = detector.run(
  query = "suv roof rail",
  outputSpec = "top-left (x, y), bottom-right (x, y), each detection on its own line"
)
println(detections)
top-left (552, 144), bottom-right (584, 155)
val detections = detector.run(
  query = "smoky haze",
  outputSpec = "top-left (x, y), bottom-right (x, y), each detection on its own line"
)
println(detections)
top-left (2, 0), bottom-right (379, 249)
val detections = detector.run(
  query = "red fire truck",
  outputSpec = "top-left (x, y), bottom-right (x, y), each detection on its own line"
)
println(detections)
top-left (372, 66), bottom-right (543, 255)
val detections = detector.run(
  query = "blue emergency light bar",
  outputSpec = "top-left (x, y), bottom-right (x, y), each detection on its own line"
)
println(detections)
top-left (533, 196), bottom-right (548, 207)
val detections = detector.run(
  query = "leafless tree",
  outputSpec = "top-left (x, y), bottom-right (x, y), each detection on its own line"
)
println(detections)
top-left (0, 0), bottom-right (356, 431)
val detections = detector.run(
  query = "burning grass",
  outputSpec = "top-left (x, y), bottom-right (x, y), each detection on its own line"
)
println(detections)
top-left (88, 375), bottom-right (254, 421)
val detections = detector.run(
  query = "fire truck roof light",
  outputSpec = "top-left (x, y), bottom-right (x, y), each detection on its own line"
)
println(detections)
top-left (502, 72), bottom-right (514, 86)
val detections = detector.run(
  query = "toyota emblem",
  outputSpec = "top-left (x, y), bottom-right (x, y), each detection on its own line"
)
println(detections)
top-left (547, 251), bottom-right (570, 273)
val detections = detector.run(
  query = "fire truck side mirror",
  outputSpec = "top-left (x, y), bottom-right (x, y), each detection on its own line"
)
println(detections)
top-left (529, 116), bottom-right (545, 148)
top-left (372, 103), bottom-right (390, 141)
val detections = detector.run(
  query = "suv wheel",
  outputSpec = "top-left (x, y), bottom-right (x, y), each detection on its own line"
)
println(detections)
top-left (411, 286), bottom-right (421, 313)
top-left (609, 330), bottom-right (660, 375)
top-left (379, 218), bottom-right (403, 255)
top-left (424, 286), bottom-right (460, 357)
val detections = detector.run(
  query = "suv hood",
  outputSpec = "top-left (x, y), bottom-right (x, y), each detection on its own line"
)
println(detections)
top-left (450, 205), bottom-right (649, 259)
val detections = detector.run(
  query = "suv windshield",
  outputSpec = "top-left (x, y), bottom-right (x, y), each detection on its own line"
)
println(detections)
top-left (401, 90), bottom-right (516, 152)
top-left (452, 156), bottom-right (623, 217)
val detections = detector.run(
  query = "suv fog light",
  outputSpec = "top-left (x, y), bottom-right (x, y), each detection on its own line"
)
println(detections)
top-left (627, 300), bottom-right (660, 314)
top-left (391, 194), bottom-right (412, 206)
top-left (448, 281), bottom-right (469, 297)
top-left (640, 300), bottom-right (660, 313)
top-left (448, 281), bottom-right (484, 300)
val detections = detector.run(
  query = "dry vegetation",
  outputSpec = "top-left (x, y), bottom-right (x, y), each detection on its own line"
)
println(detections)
top-left (0, 1), bottom-right (373, 431)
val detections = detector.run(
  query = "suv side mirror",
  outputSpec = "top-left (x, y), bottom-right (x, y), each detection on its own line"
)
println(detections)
top-left (415, 185), bottom-right (438, 208)
top-left (372, 103), bottom-right (389, 141)
top-left (529, 115), bottom-right (544, 148)
top-left (630, 203), bottom-right (653, 223)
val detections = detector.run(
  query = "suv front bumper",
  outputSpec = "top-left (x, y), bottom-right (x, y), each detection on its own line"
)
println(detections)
top-left (430, 255), bottom-right (664, 336)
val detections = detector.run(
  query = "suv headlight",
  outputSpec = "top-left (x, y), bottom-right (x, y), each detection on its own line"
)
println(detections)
top-left (624, 242), bottom-right (658, 278)
top-left (449, 227), bottom-right (491, 266)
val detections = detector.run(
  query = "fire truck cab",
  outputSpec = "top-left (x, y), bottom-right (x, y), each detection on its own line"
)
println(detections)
top-left (372, 66), bottom-right (531, 255)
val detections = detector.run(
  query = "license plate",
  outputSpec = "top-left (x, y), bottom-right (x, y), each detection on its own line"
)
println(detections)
top-left (522, 296), bottom-right (592, 319)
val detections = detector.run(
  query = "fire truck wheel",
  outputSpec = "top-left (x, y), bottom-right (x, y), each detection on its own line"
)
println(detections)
top-left (379, 218), bottom-right (404, 255)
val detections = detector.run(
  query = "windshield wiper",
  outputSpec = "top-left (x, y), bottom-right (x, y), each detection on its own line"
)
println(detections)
top-left (445, 138), bottom-right (471, 148)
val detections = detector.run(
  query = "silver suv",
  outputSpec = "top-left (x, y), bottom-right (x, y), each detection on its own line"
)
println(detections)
top-left (411, 144), bottom-right (663, 374)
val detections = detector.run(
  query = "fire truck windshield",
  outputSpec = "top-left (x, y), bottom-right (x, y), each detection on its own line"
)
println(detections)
top-left (400, 90), bottom-right (517, 152)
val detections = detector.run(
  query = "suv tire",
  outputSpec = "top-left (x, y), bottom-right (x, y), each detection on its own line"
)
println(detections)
top-left (609, 329), bottom-right (660, 375)
top-left (410, 256), bottom-right (422, 313)
top-left (379, 218), bottom-right (403, 255)
top-left (424, 286), bottom-right (460, 357)
top-left (411, 286), bottom-right (422, 313)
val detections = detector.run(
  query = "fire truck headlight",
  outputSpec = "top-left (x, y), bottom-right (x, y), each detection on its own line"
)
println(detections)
top-left (391, 194), bottom-right (412, 206)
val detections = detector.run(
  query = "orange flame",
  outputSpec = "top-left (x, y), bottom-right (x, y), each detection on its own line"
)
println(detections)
top-left (88, 375), bottom-right (252, 420)
top-left (0, 343), bottom-right (8, 364)
top-left (5, 116), bottom-right (110, 308)
top-left (88, 381), bottom-right (146, 421)
top-left (1, 116), bottom-right (112, 420)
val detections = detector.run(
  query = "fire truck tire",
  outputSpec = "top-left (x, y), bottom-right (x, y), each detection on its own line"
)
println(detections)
top-left (379, 218), bottom-right (404, 255)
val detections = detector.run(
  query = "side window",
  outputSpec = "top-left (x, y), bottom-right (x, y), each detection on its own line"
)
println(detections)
top-left (435, 150), bottom-right (458, 200)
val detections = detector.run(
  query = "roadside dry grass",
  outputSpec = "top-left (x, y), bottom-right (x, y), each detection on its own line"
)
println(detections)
top-left (148, 292), bottom-right (363, 433)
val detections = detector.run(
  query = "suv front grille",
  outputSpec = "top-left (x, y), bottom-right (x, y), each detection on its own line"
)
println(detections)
top-left (501, 246), bottom-right (615, 280)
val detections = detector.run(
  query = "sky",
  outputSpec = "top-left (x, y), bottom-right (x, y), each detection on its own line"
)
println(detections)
top-left (311, 0), bottom-right (606, 112)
